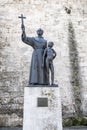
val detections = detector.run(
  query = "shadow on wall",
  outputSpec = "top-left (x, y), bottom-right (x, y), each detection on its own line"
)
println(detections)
top-left (68, 21), bottom-right (82, 116)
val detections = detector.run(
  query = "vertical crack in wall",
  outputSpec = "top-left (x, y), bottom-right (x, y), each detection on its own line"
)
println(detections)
top-left (68, 21), bottom-right (82, 116)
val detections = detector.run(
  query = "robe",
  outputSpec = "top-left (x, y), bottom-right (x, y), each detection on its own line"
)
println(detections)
top-left (22, 34), bottom-right (48, 85)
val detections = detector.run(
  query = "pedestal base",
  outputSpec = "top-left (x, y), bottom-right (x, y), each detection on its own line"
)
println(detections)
top-left (23, 86), bottom-right (62, 130)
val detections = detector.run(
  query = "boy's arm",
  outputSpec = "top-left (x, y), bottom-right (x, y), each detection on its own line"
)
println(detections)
top-left (52, 49), bottom-right (57, 59)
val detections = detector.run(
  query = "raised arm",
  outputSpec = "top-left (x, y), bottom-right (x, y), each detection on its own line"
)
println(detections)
top-left (21, 24), bottom-right (26, 41)
top-left (21, 24), bottom-right (34, 46)
top-left (18, 14), bottom-right (34, 46)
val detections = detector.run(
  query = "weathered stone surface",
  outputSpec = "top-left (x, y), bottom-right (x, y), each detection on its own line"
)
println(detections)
top-left (0, 0), bottom-right (87, 127)
top-left (23, 86), bottom-right (62, 130)
top-left (63, 117), bottom-right (87, 127)
top-left (0, 114), bottom-right (23, 127)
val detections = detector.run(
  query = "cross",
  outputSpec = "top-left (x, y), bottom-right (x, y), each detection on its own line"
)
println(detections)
top-left (18, 14), bottom-right (26, 25)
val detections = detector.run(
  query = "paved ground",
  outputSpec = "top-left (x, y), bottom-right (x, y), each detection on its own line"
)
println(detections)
top-left (0, 127), bottom-right (87, 130)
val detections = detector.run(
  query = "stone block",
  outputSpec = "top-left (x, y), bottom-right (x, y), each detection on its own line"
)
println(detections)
top-left (23, 86), bottom-right (62, 130)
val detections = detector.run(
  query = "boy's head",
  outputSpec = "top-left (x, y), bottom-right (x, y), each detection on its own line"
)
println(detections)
top-left (48, 41), bottom-right (54, 48)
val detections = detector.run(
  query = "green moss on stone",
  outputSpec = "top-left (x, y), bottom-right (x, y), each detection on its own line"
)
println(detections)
top-left (63, 117), bottom-right (87, 127)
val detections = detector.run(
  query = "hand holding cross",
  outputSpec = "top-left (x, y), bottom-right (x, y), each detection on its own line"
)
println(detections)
top-left (18, 14), bottom-right (26, 32)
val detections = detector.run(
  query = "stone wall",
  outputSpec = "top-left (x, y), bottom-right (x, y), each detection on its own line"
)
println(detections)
top-left (0, 0), bottom-right (87, 126)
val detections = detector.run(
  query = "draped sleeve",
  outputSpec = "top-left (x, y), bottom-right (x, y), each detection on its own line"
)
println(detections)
top-left (21, 33), bottom-right (34, 47)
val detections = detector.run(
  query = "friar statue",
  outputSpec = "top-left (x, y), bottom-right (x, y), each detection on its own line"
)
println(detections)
top-left (19, 14), bottom-right (48, 85)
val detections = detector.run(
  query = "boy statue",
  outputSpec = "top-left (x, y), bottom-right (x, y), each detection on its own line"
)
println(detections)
top-left (42, 42), bottom-right (57, 85)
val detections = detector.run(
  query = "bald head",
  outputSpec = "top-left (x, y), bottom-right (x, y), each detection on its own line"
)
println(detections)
top-left (37, 28), bottom-right (44, 37)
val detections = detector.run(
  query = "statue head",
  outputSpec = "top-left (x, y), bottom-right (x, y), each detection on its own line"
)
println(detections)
top-left (37, 28), bottom-right (44, 37)
top-left (48, 41), bottom-right (54, 48)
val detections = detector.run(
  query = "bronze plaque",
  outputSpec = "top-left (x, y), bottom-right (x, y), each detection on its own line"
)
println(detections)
top-left (37, 98), bottom-right (48, 107)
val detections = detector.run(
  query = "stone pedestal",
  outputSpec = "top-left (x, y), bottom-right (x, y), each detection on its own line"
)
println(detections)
top-left (23, 86), bottom-right (62, 130)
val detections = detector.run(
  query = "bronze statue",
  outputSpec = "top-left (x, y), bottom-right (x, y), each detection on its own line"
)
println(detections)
top-left (42, 42), bottom-right (56, 85)
top-left (19, 14), bottom-right (57, 86)
top-left (19, 14), bottom-right (48, 85)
